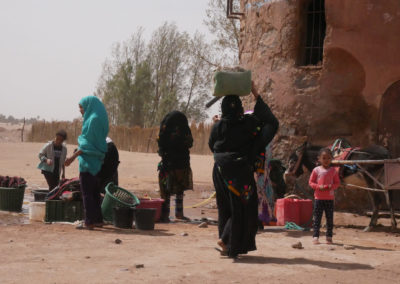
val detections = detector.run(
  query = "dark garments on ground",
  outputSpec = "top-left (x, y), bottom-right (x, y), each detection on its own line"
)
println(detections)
top-left (80, 172), bottom-right (103, 225)
top-left (157, 111), bottom-right (193, 221)
top-left (209, 96), bottom-right (279, 258)
top-left (97, 141), bottom-right (120, 194)
top-left (313, 200), bottom-right (334, 238)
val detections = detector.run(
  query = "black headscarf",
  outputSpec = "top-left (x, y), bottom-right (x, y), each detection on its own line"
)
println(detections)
top-left (158, 111), bottom-right (193, 169)
top-left (221, 95), bottom-right (244, 120)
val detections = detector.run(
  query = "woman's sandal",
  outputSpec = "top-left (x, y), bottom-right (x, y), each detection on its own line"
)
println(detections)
top-left (76, 223), bottom-right (95, 230)
top-left (214, 247), bottom-right (228, 256)
top-left (175, 215), bottom-right (191, 222)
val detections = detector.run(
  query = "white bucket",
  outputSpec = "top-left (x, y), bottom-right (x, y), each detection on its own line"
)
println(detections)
top-left (29, 202), bottom-right (46, 222)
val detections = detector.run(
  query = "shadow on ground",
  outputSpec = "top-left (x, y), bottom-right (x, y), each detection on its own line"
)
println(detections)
top-left (234, 255), bottom-right (374, 270)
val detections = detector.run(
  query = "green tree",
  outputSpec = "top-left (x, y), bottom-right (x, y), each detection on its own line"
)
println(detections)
top-left (97, 23), bottom-right (216, 127)
top-left (97, 29), bottom-right (150, 127)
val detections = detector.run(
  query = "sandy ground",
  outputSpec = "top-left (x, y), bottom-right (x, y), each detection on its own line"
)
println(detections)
top-left (0, 142), bottom-right (400, 284)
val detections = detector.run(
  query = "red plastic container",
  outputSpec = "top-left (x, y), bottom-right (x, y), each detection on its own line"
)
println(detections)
top-left (276, 198), bottom-right (300, 226)
top-left (136, 198), bottom-right (164, 222)
top-left (298, 199), bottom-right (313, 227)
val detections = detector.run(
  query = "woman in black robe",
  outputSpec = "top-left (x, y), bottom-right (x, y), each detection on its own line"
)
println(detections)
top-left (158, 111), bottom-right (193, 222)
top-left (209, 82), bottom-right (279, 258)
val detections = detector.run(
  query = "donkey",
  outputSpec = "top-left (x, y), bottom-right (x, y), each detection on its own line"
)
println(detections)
top-left (284, 141), bottom-right (397, 231)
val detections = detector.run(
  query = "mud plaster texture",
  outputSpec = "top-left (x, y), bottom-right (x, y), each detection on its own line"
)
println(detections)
top-left (238, 0), bottom-right (400, 210)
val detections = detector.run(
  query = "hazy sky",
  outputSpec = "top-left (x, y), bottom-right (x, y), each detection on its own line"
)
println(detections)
top-left (0, 0), bottom-right (211, 121)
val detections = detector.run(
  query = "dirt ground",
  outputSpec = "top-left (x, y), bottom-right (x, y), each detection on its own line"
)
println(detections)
top-left (0, 142), bottom-right (400, 284)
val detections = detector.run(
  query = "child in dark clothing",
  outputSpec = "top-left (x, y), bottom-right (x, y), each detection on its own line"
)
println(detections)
top-left (37, 130), bottom-right (67, 190)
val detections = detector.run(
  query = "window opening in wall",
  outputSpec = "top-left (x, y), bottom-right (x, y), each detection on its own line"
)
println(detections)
top-left (303, 0), bottom-right (326, 65)
top-left (227, 0), bottom-right (243, 19)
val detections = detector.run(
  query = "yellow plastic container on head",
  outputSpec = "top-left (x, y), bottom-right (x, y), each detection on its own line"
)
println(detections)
top-left (29, 202), bottom-right (46, 222)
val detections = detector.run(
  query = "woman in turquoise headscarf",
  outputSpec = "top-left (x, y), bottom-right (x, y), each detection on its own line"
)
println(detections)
top-left (65, 95), bottom-right (109, 229)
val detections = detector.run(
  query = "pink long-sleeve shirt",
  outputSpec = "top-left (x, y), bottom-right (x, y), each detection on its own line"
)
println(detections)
top-left (309, 166), bottom-right (340, 200)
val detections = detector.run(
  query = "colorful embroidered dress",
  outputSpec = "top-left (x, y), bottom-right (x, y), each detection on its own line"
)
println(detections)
top-left (209, 95), bottom-right (279, 258)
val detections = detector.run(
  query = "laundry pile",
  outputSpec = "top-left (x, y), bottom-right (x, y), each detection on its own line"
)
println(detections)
top-left (0, 176), bottom-right (26, 188)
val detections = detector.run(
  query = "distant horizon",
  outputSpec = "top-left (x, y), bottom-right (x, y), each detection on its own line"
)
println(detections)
top-left (0, 1), bottom-right (213, 121)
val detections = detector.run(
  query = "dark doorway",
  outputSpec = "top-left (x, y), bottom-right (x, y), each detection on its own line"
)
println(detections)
top-left (378, 80), bottom-right (400, 157)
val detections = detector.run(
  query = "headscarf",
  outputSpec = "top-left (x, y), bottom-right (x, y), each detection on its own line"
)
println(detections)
top-left (158, 111), bottom-right (193, 169)
top-left (158, 111), bottom-right (192, 149)
top-left (77, 96), bottom-right (109, 175)
top-left (221, 95), bottom-right (244, 120)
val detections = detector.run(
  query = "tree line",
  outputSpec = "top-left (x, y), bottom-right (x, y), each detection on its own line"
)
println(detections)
top-left (95, 0), bottom-right (239, 128)
top-left (0, 114), bottom-right (40, 125)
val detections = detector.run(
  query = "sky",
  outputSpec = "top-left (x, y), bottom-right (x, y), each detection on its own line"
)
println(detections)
top-left (0, 0), bottom-right (212, 121)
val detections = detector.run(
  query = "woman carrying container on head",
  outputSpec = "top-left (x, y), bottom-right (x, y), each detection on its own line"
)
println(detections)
top-left (64, 96), bottom-right (109, 230)
top-left (37, 130), bottom-right (68, 190)
top-left (157, 111), bottom-right (193, 223)
top-left (209, 81), bottom-right (279, 258)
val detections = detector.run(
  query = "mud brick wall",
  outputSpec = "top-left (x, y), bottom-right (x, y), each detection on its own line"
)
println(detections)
top-left (238, 0), bottom-right (400, 210)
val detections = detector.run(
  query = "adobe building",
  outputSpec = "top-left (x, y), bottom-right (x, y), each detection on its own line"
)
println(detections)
top-left (237, 0), bottom-right (400, 159)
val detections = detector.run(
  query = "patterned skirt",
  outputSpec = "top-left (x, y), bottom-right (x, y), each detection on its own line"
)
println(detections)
top-left (158, 164), bottom-right (193, 197)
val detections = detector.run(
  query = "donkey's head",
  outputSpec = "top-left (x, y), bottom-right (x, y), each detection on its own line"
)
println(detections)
top-left (284, 142), bottom-right (322, 182)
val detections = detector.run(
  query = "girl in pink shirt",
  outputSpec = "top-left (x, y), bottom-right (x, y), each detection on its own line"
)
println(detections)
top-left (309, 148), bottom-right (340, 244)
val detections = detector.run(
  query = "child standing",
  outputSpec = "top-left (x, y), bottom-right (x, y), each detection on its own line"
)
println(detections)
top-left (37, 130), bottom-right (68, 190)
top-left (309, 148), bottom-right (340, 244)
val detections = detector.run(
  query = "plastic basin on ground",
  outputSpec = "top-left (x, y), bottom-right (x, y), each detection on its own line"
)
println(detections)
top-left (276, 198), bottom-right (300, 226)
top-left (101, 183), bottom-right (140, 222)
top-left (298, 199), bottom-right (313, 227)
top-left (29, 202), bottom-right (46, 222)
top-left (136, 198), bottom-right (164, 222)
top-left (32, 189), bottom-right (49, 202)
top-left (135, 208), bottom-right (156, 230)
top-left (276, 198), bottom-right (314, 227)
top-left (0, 186), bottom-right (26, 212)
top-left (112, 206), bottom-right (135, 229)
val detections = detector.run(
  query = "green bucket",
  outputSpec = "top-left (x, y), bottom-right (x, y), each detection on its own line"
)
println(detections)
top-left (0, 186), bottom-right (26, 212)
top-left (101, 183), bottom-right (140, 222)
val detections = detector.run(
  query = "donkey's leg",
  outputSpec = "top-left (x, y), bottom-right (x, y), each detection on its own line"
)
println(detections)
top-left (385, 190), bottom-right (397, 230)
top-left (365, 191), bottom-right (379, 232)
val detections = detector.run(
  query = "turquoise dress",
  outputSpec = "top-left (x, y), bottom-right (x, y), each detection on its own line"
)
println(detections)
top-left (78, 96), bottom-right (109, 176)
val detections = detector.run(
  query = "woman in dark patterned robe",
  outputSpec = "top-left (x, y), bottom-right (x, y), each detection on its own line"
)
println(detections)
top-left (209, 83), bottom-right (278, 258)
top-left (158, 111), bottom-right (193, 222)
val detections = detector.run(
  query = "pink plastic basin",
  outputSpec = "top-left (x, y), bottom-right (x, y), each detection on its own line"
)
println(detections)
top-left (136, 198), bottom-right (164, 222)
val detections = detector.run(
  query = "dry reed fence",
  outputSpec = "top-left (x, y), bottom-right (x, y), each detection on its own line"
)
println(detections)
top-left (28, 121), bottom-right (212, 155)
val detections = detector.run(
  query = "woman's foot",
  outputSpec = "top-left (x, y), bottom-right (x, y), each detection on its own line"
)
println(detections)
top-left (175, 215), bottom-right (190, 221)
top-left (214, 247), bottom-right (228, 256)
top-left (159, 216), bottom-right (171, 223)
top-left (313, 237), bottom-right (320, 245)
top-left (217, 239), bottom-right (228, 256)
top-left (326, 237), bottom-right (333, 245)
top-left (76, 223), bottom-right (95, 230)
